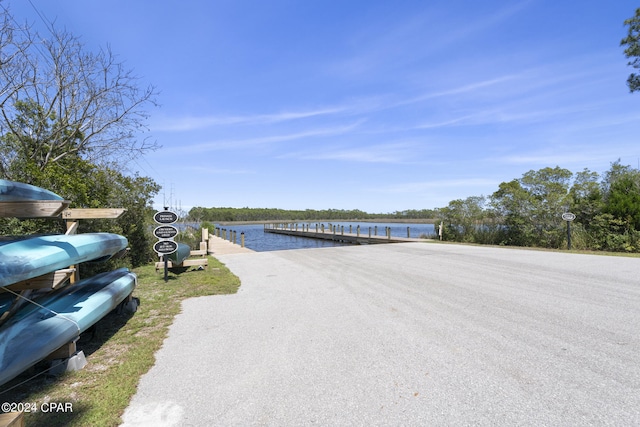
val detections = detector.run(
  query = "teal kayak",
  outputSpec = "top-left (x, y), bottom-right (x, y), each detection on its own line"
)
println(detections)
top-left (165, 242), bottom-right (191, 265)
top-left (0, 179), bottom-right (63, 201)
top-left (0, 233), bottom-right (129, 288)
top-left (0, 268), bottom-right (137, 386)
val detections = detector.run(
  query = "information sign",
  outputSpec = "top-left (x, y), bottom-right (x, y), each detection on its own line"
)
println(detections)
top-left (562, 212), bottom-right (576, 221)
top-left (154, 240), bottom-right (178, 255)
top-left (153, 225), bottom-right (178, 240)
top-left (154, 210), bottom-right (178, 224)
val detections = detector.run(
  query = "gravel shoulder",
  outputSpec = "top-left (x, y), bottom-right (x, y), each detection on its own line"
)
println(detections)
top-left (121, 242), bottom-right (640, 426)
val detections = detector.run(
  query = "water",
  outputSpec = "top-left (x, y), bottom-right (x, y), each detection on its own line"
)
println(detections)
top-left (214, 222), bottom-right (436, 252)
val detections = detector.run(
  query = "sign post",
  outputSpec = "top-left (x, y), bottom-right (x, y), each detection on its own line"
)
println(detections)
top-left (562, 212), bottom-right (576, 250)
top-left (154, 208), bottom-right (178, 282)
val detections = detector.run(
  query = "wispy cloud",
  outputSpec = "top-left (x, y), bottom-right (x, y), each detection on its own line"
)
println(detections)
top-left (414, 105), bottom-right (585, 130)
top-left (399, 75), bottom-right (522, 107)
top-left (329, 1), bottom-right (532, 79)
top-left (176, 165), bottom-right (256, 175)
top-left (153, 106), bottom-right (349, 132)
top-left (181, 121), bottom-right (365, 152)
top-left (447, 1), bottom-right (533, 44)
top-left (281, 141), bottom-right (419, 164)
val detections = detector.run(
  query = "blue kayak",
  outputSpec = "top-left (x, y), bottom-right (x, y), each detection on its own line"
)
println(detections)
top-left (0, 268), bottom-right (137, 386)
top-left (0, 179), bottom-right (63, 201)
top-left (0, 233), bottom-right (129, 288)
top-left (0, 292), bottom-right (13, 317)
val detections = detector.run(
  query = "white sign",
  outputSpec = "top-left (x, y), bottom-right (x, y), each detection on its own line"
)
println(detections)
top-left (562, 212), bottom-right (576, 221)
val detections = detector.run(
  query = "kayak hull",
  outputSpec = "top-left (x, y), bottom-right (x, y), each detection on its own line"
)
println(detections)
top-left (165, 242), bottom-right (191, 265)
top-left (0, 268), bottom-right (137, 386)
top-left (0, 179), bottom-right (63, 201)
top-left (0, 233), bottom-right (129, 288)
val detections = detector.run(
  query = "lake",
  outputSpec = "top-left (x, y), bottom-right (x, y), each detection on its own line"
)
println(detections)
top-left (213, 222), bottom-right (436, 252)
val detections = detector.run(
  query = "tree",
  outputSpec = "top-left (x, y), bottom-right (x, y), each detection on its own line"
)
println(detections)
top-left (521, 167), bottom-right (572, 247)
top-left (605, 174), bottom-right (640, 230)
top-left (80, 167), bottom-right (160, 267)
top-left (490, 167), bottom-right (572, 247)
top-left (437, 196), bottom-right (485, 242)
top-left (569, 168), bottom-right (602, 228)
top-left (490, 179), bottom-right (534, 246)
top-left (601, 159), bottom-right (634, 196)
top-left (0, 7), bottom-right (158, 177)
top-left (601, 161), bottom-right (640, 232)
top-left (0, 5), bottom-right (160, 267)
top-left (621, 8), bottom-right (640, 92)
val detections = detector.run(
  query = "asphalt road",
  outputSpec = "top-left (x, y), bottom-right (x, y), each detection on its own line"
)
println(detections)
top-left (121, 242), bottom-right (640, 426)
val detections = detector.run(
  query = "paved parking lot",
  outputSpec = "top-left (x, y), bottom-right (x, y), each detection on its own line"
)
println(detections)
top-left (122, 243), bottom-right (640, 426)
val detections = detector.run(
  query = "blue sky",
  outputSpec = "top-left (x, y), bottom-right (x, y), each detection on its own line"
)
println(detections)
top-left (9, 1), bottom-right (640, 213)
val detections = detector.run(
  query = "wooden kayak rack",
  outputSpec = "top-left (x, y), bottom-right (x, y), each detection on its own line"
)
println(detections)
top-left (0, 202), bottom-right (127, 326)
top-left (0, 198), bottom-right (132, 412)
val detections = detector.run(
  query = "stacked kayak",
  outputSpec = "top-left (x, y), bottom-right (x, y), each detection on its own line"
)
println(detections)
top-left (0, 268), bottom-right (136, 386)
top-left (0, 180), bottom-right (65, 201)
top-left (0, 233), bottom-right (129, 288)
top-left (0, 180), bottom-right (137, 386)
top-left (0, 179), bottom-right (70, 218)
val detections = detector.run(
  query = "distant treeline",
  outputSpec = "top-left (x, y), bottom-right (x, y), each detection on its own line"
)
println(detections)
top-left (187, 207), bottom-right (436, 222)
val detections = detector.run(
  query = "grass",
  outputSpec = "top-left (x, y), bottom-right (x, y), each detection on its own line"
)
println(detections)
top-left (0, 256), bottom-right (240, 427)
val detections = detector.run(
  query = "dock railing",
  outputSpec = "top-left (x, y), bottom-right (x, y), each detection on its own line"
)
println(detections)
top-left (263, 223), bottom-right (421, 245)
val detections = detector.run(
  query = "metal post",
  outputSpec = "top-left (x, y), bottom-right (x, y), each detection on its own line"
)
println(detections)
top-left (164, 257), bottom-right (169, 282)
top-left (562, 212), bottom-right (575, 250)
top-left (407, 227), bottom-right (410, 238)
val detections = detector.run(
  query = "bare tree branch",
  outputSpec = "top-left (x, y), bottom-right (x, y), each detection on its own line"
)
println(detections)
top-left (0, 5), bottom-right (159, 177)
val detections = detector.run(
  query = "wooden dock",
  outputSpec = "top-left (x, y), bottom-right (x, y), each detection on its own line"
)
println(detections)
top-left (207, 234), bottom-right (255, 255)
top-left (264, 223), bottom-right (425, 245)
